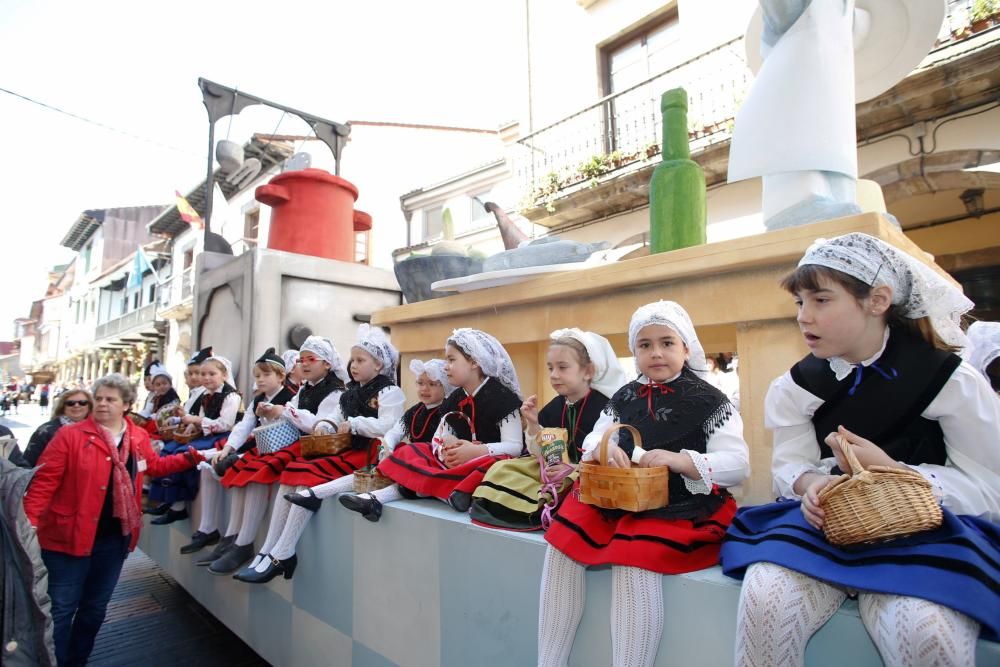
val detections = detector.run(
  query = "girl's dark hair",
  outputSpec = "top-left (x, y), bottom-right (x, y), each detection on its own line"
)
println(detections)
top-left (780, 264), bottom-right (958, 352)
top-left (254, 361), bottom-right (286, 378)
top-left (550, 337), bottom-right (592, 367)
top-left (446, 339), bottom-right (474, 362)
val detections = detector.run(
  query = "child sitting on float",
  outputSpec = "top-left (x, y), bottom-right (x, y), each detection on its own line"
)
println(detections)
top-left (138, 363), bottom-right (181, 438)
top-left (339, 328), bottom-right (523, 521)
top-left (537, 301), bottom-right (749, 667)
top-left (233, 325), bottom-right (404, 583)
top-left (179, 348), bottom-right (296, 573)
top-left (182, 347), bottom-right (211, 412)
top-left (470, 328), bottom-right (626, 531)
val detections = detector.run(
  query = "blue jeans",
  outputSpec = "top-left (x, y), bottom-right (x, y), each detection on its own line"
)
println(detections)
top-left (42, 533), bottom-right (129, 666)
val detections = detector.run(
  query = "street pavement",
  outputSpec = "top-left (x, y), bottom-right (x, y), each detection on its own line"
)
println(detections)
top-left (0, 401), bottom-right (49, 455)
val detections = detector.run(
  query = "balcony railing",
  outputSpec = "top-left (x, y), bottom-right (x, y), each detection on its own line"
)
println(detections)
top-left (94, 302), bottom-right (157, 341)
top-left (513, 37), bottom-right (750, 210)
top-left (158, 267), bottom-right (194, 308)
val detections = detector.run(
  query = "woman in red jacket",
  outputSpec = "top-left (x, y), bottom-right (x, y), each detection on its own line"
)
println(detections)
top-left (23, 373), bottom-right (204, 667)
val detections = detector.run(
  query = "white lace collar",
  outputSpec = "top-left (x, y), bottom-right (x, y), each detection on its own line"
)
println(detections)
top-left (828, 327), bottom-right (890, 381)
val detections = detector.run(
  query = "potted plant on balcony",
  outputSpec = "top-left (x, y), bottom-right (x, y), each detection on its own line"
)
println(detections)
top-left (972, 0), bottom-right (999, 32)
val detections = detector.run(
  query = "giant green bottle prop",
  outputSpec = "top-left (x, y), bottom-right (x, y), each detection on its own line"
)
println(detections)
top-left (649, 88), bottom-right (706, 253)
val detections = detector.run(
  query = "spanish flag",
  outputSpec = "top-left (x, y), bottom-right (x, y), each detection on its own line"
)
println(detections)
top-left (175, 191), bottom-right (204, 229)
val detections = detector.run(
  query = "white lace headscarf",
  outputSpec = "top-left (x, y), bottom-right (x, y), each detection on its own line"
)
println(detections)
top-left (800, 233), bottom-right (973, 349)
top-left (549, 328), bottom-right (627, 397)
top-left (627, 301), bottom-right (708, 379)
top-left (409, 358), bottom-right (456, 397)
top-left (354, 324), bottom-right (399, 379)
top-left (300, 335), bottom-right (350, 383)
top-left (205, 355), bottom-right (236, 389)
top-left (147, 363), bottom-right (172, 383)
top-left (282, 350), bottom-right (300, 374)
top-left (446, 328), bottom-right (522, 399)
top-left (964, 321), bottom-right (1000, 379)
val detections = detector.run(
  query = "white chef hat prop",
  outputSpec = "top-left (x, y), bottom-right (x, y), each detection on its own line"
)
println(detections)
top-left (446, 328), bottom-right (522, 399)
top-left (282, 349), bottom-right (300, 374)
top-left (299, 335), bottom-right (350, 383)
top-left (800, 233), bottom-right (973, 350)
top-left (409, 358), bottom-right (456, 397)
top-left (205, 355), bottom-right (236, 389)
top-left (148, 363), bottom-right (172, 383)
top-left (549, 328), bottom-right (627, 397)
top-left (627, 301), bottom-right (708, 379)
top-left (964, 321), bottom-right (1000, 380)
top-left (354, 323), bottom-right (400, 379)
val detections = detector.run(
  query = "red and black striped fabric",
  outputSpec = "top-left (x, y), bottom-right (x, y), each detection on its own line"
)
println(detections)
top-left (376, 441), bottom-right (511, 500)
top-left (278, 447), bottom-right (370, 487)
top-left (222, 441), bottom-right (302, 488)
top-left (545, 481), bottom-right (736, 574)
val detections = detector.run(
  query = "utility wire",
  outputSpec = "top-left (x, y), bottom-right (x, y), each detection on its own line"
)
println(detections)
top-left (0, 85), bottom-right (205, 158)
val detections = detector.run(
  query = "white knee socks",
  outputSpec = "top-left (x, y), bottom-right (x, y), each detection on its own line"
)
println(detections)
top-left (258, 484), bottom-right (296, 557)
top-left (370, 484), bottom-right (403, 504)
top-left (859, 593), bottom-right (979, 667)
top-left (310, 474), bottom-right (355, 500)
top-left (223, 486), bottom-right (245, 537)
top-left (735, 562), bottom-right (847, 667)
top-left (610, 565), bottom-right (663, 667)
top-left (537, 547), bottom-right (586, 667)
top-left (237, 483), bottom-right (271, 547)
top-left (196, 468), bottom-right (221, 534)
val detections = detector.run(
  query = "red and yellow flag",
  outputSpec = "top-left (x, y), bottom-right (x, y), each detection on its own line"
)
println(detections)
top-left (175, 191), bottom-right (204, 229)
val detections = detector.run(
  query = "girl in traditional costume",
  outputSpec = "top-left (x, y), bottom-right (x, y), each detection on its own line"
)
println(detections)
top-left (538, 301), bottom-right (749, 667)
top-left (721, 233), bottom-right (1000, 667)
top-left (470, 328), bottom-right (625, 531)
top-left (340, 328), bottom-right (523, 520)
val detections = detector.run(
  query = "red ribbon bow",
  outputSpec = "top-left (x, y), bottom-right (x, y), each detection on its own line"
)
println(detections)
top-left (637, 382), bottom-right (674, 417)
top-left (456, 395), bottom-right (476, 435)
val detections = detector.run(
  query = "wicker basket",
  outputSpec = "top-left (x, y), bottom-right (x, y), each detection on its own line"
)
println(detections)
top-left (300, 419), bottom-right (352, 459)
top-left (252, 419), bottom-right (301, 454)
top-left (158, 425), bottom-right (176, 442)
top-left (578, 424), bottom-right (669, 513)
top-left (172, 424), bottom-right (199, 445)
top-left (818, 436), bottom-right (942, 546)
top-left (354, 468), bottom-right (393, 493)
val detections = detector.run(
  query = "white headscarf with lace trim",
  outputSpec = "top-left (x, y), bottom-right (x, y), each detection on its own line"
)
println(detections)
top-left (147, 363), bottom-right (172, 383)
top-left (627, 301), bottom-right (708, 379)
top-left (299, 335), bottom-right (350, 383)
top-left (205, 355), bottom-right (236, 389)
top-left (446, 328), bottom-right (522, 398)
top-left (799, 233), bottom-right (973, 350)
top-left (409, 358), bottom-right (456, 397)
top-left (964, 321), bottom-right (1000, 379)
top-left (354, 324), bottom-right (399, 379)
top-left (549, 328), bottom-right (627, 397)
top-left (282, 350), bottom-right (300, 374)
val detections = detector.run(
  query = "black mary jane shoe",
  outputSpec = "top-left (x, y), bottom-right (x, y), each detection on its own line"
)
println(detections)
top-left (448, 490), bottom-right (473, 513)
top-left (208, 542), bottom-right (255, 575)
top-left (143, 502), bottom-right (171, 516)
top-left (234, 554), bottom-right (297, 584)
top-left (180, 529), bottom-right (220, 554)
top-left (398, 486), bottom-right (419, 500)
top-left (338, 494), bottom-right (383, 523)
top-left (284, 488), bottom-right (322, 513)
top-left (195, 534), bottom-right (236, 565)
top-left (150, 508), bottom-right (189, 525)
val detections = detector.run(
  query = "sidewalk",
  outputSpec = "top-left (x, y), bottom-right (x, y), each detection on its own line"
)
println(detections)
top-left (88, 549), bottom-right (268, 667)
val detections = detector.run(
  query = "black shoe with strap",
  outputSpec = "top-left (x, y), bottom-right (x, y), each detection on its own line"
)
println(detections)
top-left (284, 488), bottom-right (322, 513)
top-left (234, 554), bottom-right (297, 583)
top-left (180, 529), bottom-right (220, 554)
top-left (208, 542), bottom-right (255, 575)
top-left (150, 508), bottom-right (189, 525)
top-left (338, 494), bottom-right (383, 522)
top-left (195, 534), bottom-right (236, 566)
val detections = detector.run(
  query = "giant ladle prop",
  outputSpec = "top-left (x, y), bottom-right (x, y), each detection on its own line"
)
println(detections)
top-left (197, 78), bottom-right (352, 254)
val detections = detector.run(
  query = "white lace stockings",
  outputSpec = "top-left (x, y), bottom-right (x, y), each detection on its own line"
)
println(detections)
top-left (537, 547), bottom-right (586, 667)
top-left (236, 483), bottom-right (271, 547)
top-left (858, 592), bottom-right (979, 667)
top-left (311, 475), bottom-right (355, 500)
top-left (223, 486), bottom-right (245, 537)
top-left (196, 468), bottom-right (222, 534)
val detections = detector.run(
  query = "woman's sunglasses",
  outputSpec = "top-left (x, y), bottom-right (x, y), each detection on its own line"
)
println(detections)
top-left (64, 400), bottom-right (90, 407)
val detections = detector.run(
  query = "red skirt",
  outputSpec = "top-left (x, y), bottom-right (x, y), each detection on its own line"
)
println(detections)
top-left (222, 441), bottom-right (302, 488)
top-left (279, 447), bottom-right (370, 487)
top-left (142, 420), bottom-right (160, 437)
top-left (545, 482), bottom-right (737, 574)
top-left (376, 442), bottom-right (510, 500)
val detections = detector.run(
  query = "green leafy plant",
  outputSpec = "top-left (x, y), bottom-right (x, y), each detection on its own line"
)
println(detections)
top-left (972, 0), bottom-right (999, 22)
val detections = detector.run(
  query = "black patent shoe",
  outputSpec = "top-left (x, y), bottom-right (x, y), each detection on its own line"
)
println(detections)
top-left (180, 529), bottom-right (220, 554)
top-left (284, 488), bottom-right (322, 513)
top-left (143, 502), bottom-right (171, 516)
top-left (448, 490), bottom-right (472, 512)
top-left (338, 494), bottom-right (382, 522)
top-left (195, 534), bottom-right (235, 565)
top-left (234, 554), bottom-right (297, 583)
top-left (398, 486), bottom-right (419, 500)
top-left (150, 508), bottom-right (189, 525)
top-left (208, 542), bottom-right (255, 575)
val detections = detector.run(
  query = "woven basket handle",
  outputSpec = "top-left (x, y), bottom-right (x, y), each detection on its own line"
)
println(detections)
top-left (441, 410), bottom-right (477, 442)
top-left (835, 434), bottom-right (866, 477)
top-left (597, 423), bottom-right (643, 467)
top-left (313, 419), bottom-right (339, 435)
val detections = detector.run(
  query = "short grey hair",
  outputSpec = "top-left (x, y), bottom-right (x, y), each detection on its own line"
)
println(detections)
top-left (92, 373), bottom-right (136, 405)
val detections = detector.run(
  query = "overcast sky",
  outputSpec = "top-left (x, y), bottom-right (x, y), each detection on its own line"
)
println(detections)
top-left (0, 0), bottom-right (524, 332)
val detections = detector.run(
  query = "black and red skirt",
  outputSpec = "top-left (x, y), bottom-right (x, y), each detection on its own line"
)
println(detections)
top-left (278, 447), bottom-right (370, 487)
top-left (545, 481), bottom-right (736, 574)
top-left (376, 441), bottom-right (511, 500)
top-left (222, 441), bottom-right (302, 488)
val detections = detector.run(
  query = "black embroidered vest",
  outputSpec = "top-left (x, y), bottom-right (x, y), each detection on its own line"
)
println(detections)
top-left (438, 377), bottom-right (522, 446)
top-left (190, 383), bottom-right (236, 420)
top-left (538, 390), bottom-right (609, 464)
top-left (153, 388), bottom-right (180, 412)
top-left (400, 402), bottom-right (443, 443)
top-left (340, 374), bottom-right (394, 451)
top-left (790, 328), bottom-right (960, 469)
top-left (605, 369), bottom-right (733, 519)
top-left (296, 372), bottom-right (345, 416)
